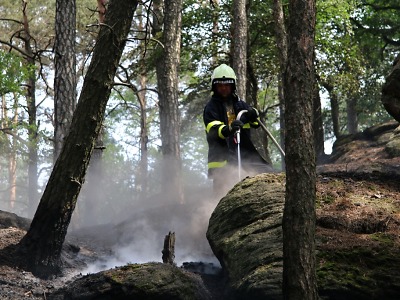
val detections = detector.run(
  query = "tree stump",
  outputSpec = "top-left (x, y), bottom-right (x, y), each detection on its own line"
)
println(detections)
top-left (162, 231), bottom-right (175, 264)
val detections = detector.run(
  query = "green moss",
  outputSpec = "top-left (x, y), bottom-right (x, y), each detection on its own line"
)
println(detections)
top-left (317, 194), bottom-right (336, 205)
top-left (369, 232), bottom-right (396, 246)
top-left (317, 246), bottom-right (400, 297)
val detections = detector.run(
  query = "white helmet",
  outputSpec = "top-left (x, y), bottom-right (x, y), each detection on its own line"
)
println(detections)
top-left (211, 64), bottom-right (236, 90)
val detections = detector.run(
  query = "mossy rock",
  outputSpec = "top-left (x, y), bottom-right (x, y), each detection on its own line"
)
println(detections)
top-left (49, 262), bottom-right (211, 300)
top-left (207, 173), bottom-right (400, 299)
top-left (385, 125), bottom-right (400, 157)
top-left (207, 173), bottom-right (285, 300)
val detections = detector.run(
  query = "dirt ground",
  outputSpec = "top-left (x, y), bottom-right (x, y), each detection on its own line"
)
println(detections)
top-left (0, 130), bottom-right (400, 299)
top-left (0, 226), bottom-right (102, 299)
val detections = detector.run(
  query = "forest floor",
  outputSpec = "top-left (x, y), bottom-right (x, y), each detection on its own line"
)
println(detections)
top-left (0, 129), bottom-right (400, 299)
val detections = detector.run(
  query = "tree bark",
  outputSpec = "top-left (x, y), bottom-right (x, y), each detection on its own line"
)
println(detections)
top-left (54, 0), bottom-right (77, 161)
top-left (136, 3), bottom-right (149, 198)
top-left (232, 0), bottom-right (247, 100)
top-left (154, 0), bottom-right (184, 204)
top-left (321, 81), bottom-right (341, 138)
top-left (313, 79), bottom-right (325, 160)
top-left (346, 96), bottom-right (358, 134)
top-left (9, 96), bottom-right (18, 209)
top-left (382, 54), bottom-right (400, 123)
top-left (283, 0), bottom-right (318, 298)
top-left (273, 0), bottom-right (288, 169)
top-left (20, 1), bottom-right (39, 216)
top-left (17, 0), bottom-right (138, 278)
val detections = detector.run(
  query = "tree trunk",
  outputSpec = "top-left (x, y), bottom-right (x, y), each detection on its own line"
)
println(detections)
top-left (54, 0), bottom-right (77, 161)
top-left (17, 0), bottom-right (138, 278)
top-left (21, 1), bottom-right (39, 216)
top-left (322, 81), bottom-right (341, 138)
top-left (247, 62), bottom-right (272, 164)
top-left (9, 95), bottom-right (18, 209)
top-left (136, 3), bottom-right (149, 198)
top-left (382, 54), bottom-right (400, 123)
top-left (211, 0), bottom-right (220, 65)
top-left (346, 96), bottom-right (358, 134)
top-left (313, 79), bottom-right (325, 160)
top-left (154, 0), bottom-right (184, 204)
top-left (232, 0), bottom-right (247, 100)
top-left (273, 0), bottom-right (288, 169)
top-left (283, 0), bottom-right (318, 298)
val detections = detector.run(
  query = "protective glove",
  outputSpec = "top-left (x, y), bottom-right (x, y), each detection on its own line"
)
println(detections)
top-left (230, 120), bottom-right (244, 132)
top-left (246, 107), bottom-right (259, 122)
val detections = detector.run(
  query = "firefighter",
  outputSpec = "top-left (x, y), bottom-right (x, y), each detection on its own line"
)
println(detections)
top-left (203, 64), bottom-right (273, 195)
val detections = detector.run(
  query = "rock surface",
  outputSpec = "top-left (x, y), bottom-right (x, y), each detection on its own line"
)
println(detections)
top-left (207, 171), bottom-right (400, 299)
top-left (207, 173), bottom-right (285, 300)
top-left (206, 121), bottom-right (400, 299)
top-left (49, 262), bottom-right (212, 300)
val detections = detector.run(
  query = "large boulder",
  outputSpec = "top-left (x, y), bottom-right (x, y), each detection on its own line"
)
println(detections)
top-left (206, 173), bottom-right (285, 300)
top-left (385, 124), bottom-right (400, 157)
top-left (49, 262), bottom-right (212, 300)
top-left (207, 172), bottom-right (400, 299)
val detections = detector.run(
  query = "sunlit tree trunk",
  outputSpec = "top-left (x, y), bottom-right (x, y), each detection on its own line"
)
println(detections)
top-left (283, 0), bottom-right (318, 298)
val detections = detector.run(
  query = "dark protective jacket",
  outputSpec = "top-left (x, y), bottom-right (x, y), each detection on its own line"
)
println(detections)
top-left (203, 94), bottom-right (271, 177)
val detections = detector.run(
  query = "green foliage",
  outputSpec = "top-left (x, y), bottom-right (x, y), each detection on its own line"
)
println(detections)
top-left (0, 51), bottom-right (34, 96)
top-left (316, 0), bottom-right (397, 136)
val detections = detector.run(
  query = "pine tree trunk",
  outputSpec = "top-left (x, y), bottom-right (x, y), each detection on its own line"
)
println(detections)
top-left (283, 0), bottom-right (318, 298)
top-left (232, 0), bottom-right (247, 100)
top-left (313, 79), bottom-right (325, 160)
top-left (54, 0), bottom-right (77, 161)
top-left (154, 0), bottom-right (184, 204)
top-left (346, 96), bottom-right (358, 134)
top-left (273, 0), bottom-right (288, 169)
top-left (136, 3), bottom-right (149, 198)
top-left (21, 1), bottom-right (39, 216)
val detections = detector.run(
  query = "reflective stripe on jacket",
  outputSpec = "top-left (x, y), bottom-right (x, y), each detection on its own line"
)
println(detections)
top-left (203, 94), bottom-right (260, 177)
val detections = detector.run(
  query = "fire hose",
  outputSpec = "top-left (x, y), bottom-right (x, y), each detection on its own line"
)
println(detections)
top-left (235, 110), bottom-right (285, 180)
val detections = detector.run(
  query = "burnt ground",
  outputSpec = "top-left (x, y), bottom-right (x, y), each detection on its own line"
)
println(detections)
top-left (0, 129), bottom-right (400, 299)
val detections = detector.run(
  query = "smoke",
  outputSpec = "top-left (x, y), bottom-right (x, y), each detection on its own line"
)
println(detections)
top-left (79, 196), bottom-right (221, 274)
top-left (71, 165), bottom-right (225, 275)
